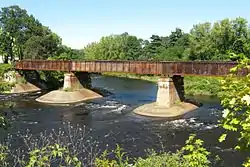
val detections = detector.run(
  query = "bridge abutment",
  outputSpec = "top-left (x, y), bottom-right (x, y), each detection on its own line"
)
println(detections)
top-left (3, 71), bottom-right (41, 93)
top-left (156, 75), bottom-right (184, 107)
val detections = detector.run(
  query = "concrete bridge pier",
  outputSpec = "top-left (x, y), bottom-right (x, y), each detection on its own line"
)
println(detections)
top-left (63, 72), bottom-right (91, 90)
top-left (156, 75), bottom-right (184, 107)
top-left (36, 72), bottom-right (101, 104)
top-left (134, 75), bottom-right (198, 118)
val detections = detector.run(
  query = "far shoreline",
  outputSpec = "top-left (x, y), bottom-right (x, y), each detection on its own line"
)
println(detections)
top-left (101, 72), bottom-right (221, 97)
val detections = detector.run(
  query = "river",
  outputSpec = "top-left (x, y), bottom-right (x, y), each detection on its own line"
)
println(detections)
top-left (0, 75), bottom-right (247, 166)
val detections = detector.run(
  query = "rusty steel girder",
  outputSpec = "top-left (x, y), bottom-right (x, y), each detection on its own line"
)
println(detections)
top-left (13, 60), bottom-right (247, 76)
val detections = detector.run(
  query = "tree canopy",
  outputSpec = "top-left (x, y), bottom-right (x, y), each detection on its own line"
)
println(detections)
top-left (0, 5), bottom-right (77, 62)
top-left (84, 17), bottom-right (250, 61)
top-left (1, 5), bottom-right (250, 62)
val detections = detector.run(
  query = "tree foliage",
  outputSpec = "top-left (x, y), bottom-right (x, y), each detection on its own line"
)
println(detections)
top-left (0, 5), bottom-right (76, 62)
top-left (219, 53), bottom-right (250, 166)
top-left (84, 33), bottom-right (142, 60)
top-left (0, 5), bottom-right (43, 61)
top-left (83, 17), bottom-right (250, 61)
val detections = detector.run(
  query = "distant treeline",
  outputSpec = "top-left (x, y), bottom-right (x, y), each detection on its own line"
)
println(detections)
top-left (0, 5), bottom-right (249, 62)
top-left (84, 18), bottom-right (250, 61)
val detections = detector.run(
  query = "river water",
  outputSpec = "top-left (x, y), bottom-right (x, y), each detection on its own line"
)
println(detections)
top-left (0, 75), bottom-right (248, 166)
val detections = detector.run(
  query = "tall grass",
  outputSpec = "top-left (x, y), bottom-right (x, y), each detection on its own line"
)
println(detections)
top-left (184, 76), bottom-right (221, 96)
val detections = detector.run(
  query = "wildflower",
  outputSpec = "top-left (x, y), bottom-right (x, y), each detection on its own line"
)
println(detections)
top-left (241, 95), bottom-right (250, 105)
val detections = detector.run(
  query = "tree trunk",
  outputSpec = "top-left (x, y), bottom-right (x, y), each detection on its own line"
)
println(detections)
top-left (18, 46), bottom-right (24, 60)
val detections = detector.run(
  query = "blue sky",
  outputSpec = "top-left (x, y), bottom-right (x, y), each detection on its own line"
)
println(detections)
top-left (1, 0), bottom-right (250, 49)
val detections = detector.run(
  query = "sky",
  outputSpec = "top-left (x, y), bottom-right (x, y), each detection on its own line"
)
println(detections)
top-left (1, 0), bottom-right (250, 49)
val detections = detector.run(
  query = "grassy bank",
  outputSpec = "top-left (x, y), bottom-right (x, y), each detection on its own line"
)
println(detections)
top-left (102, 72), bottom-right (221, 96)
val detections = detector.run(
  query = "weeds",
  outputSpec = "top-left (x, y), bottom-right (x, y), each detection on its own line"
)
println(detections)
top-left (0, 122), bottom-right (102, 166)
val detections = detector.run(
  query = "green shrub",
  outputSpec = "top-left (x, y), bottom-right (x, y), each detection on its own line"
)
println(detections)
top-left (95, 145), bottom-right (130, 167)
top-left (95, 135), bottom-right (211, 167)
top-left (0, 115), bottom-right (7, 128)
top-left (184, 76), bottom-right (221, 96)
top-left (0, 64), bottom-right (15, 92)
top-left (0, 144), bottom-right (8, 167)
top-left (0, 64), bottom-right (13, 78)
top-left (0, 81), bottom-right (14, 92)
top-left (25, 144), bottom-right (81, 167)
top-left (181, 134), bottom-right (211, 167)
top-left (135, 151), bottom-right (187, 167)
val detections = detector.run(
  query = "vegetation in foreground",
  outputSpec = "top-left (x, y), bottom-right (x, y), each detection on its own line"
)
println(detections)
top-left (95, 134), bottom-right (212, 167)
top-left (0, 64), bottom-right (15, 92)
top-left (0, 121), bottom-right (214, 167)
top-left (218, 54), bottom-right (250, 166)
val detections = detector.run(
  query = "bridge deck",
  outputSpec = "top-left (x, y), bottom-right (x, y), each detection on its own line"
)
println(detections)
top-left (14, 60), bottom-right (246, 76)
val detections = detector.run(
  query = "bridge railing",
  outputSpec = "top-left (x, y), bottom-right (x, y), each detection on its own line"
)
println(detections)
top-left (15, 60), bottom-right (72, 71)
top-left (14, 60), bottom-right (247, 76)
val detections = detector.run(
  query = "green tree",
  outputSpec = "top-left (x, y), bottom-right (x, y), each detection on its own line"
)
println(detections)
top-left (83, 42), bottom-right (101, 60)
top-left (231, 17), bottom-right (249, 55)
top-left (140, 39), bottom-right (152, 60)
top-left (188, 22), bottom-right (216, 60)
top-left (210, 17), bottom-right (249, 59)
top-left (0, 5), bottom-right (61, 62)
top-left (23, 30), bottom-right (61, 59)
top-left (156, 46), bottom-right (185, 60)
top-left (168, 28), bottom-right (184, 46)
top-left (84, 33), bottom-right (142, 60)
top-left (0, 5), bottom-right (44, 61)
top-left (156, 28), bottom-right (189, 61)
top-left (147, 35), bottom-right (162, 58)
top-left (187, 17), bottom-right (250, 61)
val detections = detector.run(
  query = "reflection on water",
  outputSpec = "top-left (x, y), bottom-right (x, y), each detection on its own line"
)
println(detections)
top-left (0, 75), bottom-right (247, 166)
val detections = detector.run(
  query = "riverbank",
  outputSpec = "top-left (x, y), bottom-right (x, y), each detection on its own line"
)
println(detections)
top-left (102, 72), bottom-right (221, 96)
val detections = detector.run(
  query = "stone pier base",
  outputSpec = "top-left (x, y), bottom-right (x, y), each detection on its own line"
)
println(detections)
top-left (36, 72), bottom-right (102, 104)
top-left (134, 75), bottom-right (199, 118)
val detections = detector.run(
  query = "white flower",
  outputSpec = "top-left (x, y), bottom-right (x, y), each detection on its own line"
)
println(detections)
top-left (241, 95), bottom-right (250, 105)
top-left (222, 109), bottom-right (230, 118)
